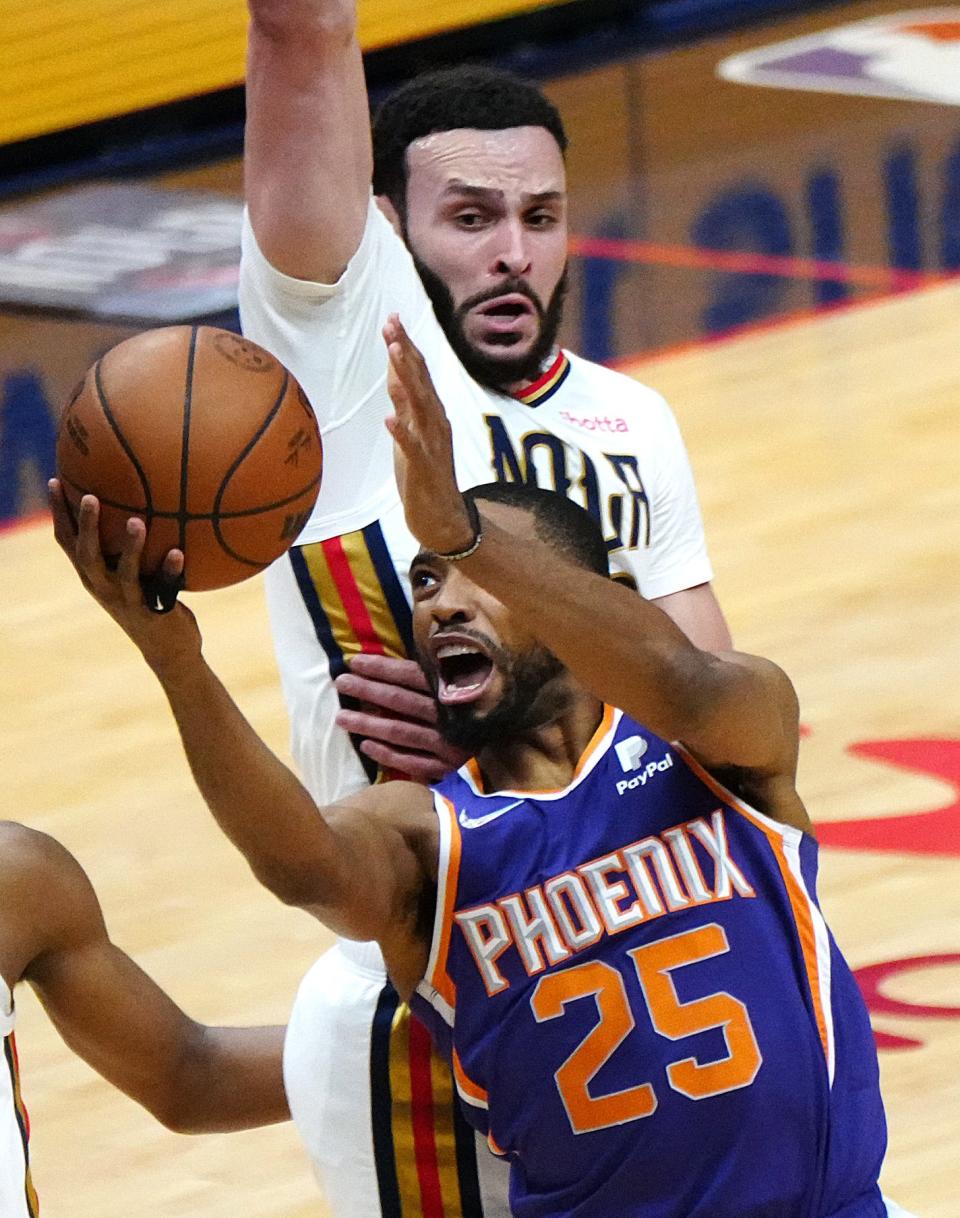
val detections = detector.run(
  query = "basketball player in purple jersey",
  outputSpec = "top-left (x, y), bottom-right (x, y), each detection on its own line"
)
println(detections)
top-left (50, 320), bottom-right (913, 1217)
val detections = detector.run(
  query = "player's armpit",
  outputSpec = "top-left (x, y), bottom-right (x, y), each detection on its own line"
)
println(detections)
top-left (306, 783), bottom-right (438, 953)
top-left (674, 651), bottom-right (811, 832)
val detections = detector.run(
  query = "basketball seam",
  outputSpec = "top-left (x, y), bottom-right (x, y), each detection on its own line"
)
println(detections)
top-left (93, 359), bottom-right (153, 521)
top-left (179, 326), bottom-right (199, 554)
top-left (212, 366), bottom-right (298, 565)
top-left (54, 480), bottom-right (321, 521)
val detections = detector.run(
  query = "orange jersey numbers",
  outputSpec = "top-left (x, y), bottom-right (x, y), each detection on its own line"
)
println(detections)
top-left (531, 960), bottom-right (657, 1133)
top-left (531, 923), bottom-right (762, 1135)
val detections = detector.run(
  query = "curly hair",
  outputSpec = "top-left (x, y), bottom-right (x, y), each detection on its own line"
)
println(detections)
top-left (372, 64), bottom-right (568, 214)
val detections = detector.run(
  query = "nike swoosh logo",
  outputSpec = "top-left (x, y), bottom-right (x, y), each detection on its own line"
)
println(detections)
top-left (458, 800), bottom-right (524, 829)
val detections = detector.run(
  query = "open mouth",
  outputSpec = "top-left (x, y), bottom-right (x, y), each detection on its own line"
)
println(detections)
top-left (480, 295), bottom-right (533, 319)
top-left (434, 639), bottom-right (496, 705)
top-left (473, 295), bottom-right (537, 345)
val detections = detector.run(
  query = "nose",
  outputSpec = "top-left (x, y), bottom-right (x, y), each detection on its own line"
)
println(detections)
top-left (430, 567), bottom-right (476, 626)
top-left (493, 219), bottom-right (532, 278)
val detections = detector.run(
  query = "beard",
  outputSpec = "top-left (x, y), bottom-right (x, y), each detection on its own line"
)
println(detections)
top-left (425, 635), bottom-right (567, 755)
top-left (410, 252), bottom-right (568, 393)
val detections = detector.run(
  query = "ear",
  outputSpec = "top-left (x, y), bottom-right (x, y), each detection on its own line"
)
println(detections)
top-left (375, 195), bottom-right (404, 239)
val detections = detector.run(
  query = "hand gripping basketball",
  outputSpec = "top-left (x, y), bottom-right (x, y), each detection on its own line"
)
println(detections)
top-left (55, 325), bottom-right (323, 594)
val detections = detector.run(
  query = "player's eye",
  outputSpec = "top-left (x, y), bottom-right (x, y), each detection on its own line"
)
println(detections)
top-left (527, 210), bottom-right (558, 228)
top-left (455, 211), bottom-right (486, 228)
top-left (410, 565), bottom-right (439, 594)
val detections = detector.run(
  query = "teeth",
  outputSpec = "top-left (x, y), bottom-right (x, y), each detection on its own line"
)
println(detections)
top-left (437, 644), bottom-right (481, 659)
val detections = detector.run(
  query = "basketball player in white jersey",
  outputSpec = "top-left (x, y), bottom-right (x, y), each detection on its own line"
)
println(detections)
top-left (0, 818), bottom-right (287, 1215)
top-left (239, 2), bottom-right (730, 1213)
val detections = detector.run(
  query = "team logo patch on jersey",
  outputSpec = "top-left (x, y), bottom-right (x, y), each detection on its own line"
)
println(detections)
top-left (718, 9), bottom-right (960, 106)
top-left (458, 799), bottom-right (525, 829)
top-left (616, 752), bottom-right (674, 795)
top-left (615, 735), bottom-right (649, 773)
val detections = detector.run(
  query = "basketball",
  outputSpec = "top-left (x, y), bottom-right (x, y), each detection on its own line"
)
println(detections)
top-left (55, 325), bottom-right (323, 591)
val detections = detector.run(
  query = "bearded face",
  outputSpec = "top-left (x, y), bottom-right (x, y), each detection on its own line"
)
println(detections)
top-left (411, 256), bottom-right (568, 392)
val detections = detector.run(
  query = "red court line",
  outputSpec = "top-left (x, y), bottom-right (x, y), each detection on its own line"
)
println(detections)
top-left (568, 233), bottom-right (943, 290)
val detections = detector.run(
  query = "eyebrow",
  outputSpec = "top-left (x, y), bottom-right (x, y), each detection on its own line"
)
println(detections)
top-left (440, 183), bottom-right (565, 206)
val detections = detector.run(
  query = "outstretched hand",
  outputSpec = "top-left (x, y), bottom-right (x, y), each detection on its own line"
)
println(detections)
top-left (384, 315), bottom-right (476, 556)
top-left (49, 480), bottom-right (201, 675)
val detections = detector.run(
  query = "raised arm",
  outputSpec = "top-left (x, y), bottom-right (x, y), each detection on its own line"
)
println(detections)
top-left (0, 822), bottom-right (286, 1133)
top-left (245, 0), bottom-right (373, 280)
top-left (49, 487), bottom-right (434, 987)
top-left (384, 318), bottom-right (805, 827)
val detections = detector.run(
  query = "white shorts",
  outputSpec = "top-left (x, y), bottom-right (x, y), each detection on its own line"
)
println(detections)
top-left (884, 1200), bottom-right (919, 1218)
top-left (283, 938), bottom-right (511, 1218)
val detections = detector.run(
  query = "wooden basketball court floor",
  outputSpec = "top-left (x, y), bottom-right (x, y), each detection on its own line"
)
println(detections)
top-left (2, 0), bottom-right (960, 1211)
top-left (2, 270), bottom-right (957, 1217)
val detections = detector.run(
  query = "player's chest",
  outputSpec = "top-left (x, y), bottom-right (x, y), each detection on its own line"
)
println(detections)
top-left (442, 394), bottom-right (652, 561)
top-left (451, 759), bottom-right (760, 995)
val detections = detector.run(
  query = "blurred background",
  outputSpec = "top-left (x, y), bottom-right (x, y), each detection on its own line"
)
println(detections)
top-left (3, 0), bottom-right (958, 524)
top-left (1, 2), bottom-right (958, 1216)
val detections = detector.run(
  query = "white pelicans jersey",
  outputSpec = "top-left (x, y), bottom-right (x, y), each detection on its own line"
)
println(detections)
top-left (0, 980), bottom-right (36, 1218)
top-left (239, 201), bottom-right (713, 805)
top-left (239, 201), bottom-right (716, 1218)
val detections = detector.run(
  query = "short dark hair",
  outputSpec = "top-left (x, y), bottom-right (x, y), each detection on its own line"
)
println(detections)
top-left (465, 482), bottom-right (609, 578)
top-left (372, 64), bottom-right (568, 214)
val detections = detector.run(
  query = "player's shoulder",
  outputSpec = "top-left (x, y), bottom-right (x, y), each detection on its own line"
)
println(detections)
top-left (0, 820), bottom-right (58, 872)
top-left (0, 823), bottom-right (99, 985)
top-left (0, 821), bottom-right (88, 894)
top-left (563, 350), bottom-right (678, 422)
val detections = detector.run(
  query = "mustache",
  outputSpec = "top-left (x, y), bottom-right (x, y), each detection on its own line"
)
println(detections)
top-left (456, 279), bottom-right (546, 321)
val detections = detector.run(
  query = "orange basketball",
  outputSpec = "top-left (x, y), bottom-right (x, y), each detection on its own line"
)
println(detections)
top-left (56, 325), bottom-right (322, 591)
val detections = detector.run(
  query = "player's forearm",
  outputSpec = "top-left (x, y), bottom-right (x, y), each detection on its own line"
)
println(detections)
top-left (245, 0), bottom-right (371, 281)
top-left (152, 652), bottom-right (350, 908)
top-left (460, 518), bottom-right (727, 741)
top-left (165, 1024), bottom-right (289, 1133)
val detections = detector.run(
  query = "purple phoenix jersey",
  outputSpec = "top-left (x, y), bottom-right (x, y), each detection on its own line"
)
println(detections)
top-left (411, 706), bottom-right (888, 1218)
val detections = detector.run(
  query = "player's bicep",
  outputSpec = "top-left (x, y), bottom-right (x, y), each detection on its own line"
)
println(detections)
top-left (681, 651), bottom-right (799, 777)
top-left (652, 584), bottom-right (732, 653)
top-left (639, 398), bottom-right (714, 602)
top-left (21, 845), bottom-right (201, 1119)
top-left (311, 791), bottom-right (434, 944)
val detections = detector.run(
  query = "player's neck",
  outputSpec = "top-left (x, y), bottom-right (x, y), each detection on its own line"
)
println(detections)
top-left (475, 693), bottom-right (604, 794)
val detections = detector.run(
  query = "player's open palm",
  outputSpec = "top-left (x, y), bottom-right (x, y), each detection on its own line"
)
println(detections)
top-left (49, 479), bottom-right (201, 674)
top-left (383, 315), bottom-right (476, 557)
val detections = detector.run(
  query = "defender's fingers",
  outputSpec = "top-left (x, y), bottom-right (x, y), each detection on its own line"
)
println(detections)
top-left (346, 653), bottom-right (432, 690)
top-left (356, 738), bottom-right (448, 785)
top-left (334, 674), bottom-right (437, 722)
